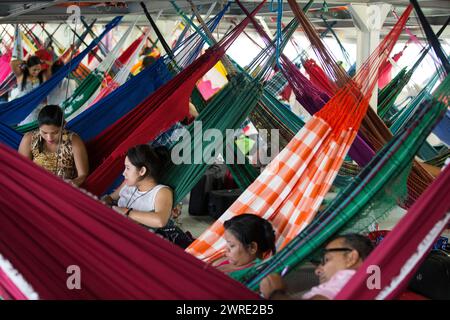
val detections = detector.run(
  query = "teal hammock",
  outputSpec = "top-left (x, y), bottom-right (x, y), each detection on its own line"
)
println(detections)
top-left (230, 73), bottom-right (450, 291)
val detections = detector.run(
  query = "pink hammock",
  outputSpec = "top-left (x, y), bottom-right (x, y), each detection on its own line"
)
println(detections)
top-left (0, 143), bottom-right (258, 299)
top-left (0, 265), bottom-right (28, 300)
top-left (0, 51), bottom-right (12, 83)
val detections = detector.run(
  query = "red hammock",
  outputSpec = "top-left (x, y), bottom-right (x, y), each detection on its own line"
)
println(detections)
top-left (117, 34), bottom-right (145, 65)
top-left (286, 0), bottom-right (433, 208)
top-left (0, 143), bottom-right (258, 299)
top-left (378, 50), bottom-right (404, 89)
top-left (303, 58), bottom-right (335, 96)
top-left (83, 0), bottom-right (268, 196)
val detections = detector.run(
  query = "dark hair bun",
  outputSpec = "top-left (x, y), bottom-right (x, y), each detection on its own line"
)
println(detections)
top-left (127, 144), bottom-right (172, 183)
top-left (153, 145), bottom-right (170, 168)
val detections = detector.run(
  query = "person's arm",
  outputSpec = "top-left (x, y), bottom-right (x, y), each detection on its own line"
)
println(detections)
top-left (188, 102), bottom-right (199, 118)
top-left (18, 132), bottom-right (33, 160)
top-left (308, 295), bottom-right (329, 300)
top-left (114, 187), bottom-right (173, 228)
top-left (10, 59), bottom-right (23, 78)
top-left (259, 273), bottom-right (291, 300)
top-left (70, 133), bottom-right (89, 187)
top-left (100, 181), bottom-right (125, 206)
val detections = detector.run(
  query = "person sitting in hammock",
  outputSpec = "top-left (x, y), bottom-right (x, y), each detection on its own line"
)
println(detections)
top-left (46, 60), bottom-right (76, 106)
top-left (259, 233), bottom-right (374, 300)
top-left (10, 55), bottom-right (52, 100)
top-left (101, 144), bottom-right (175, 230)
top-left (18, 104), bottom-right (89, 187)
top-left (10, 55), bottom-right (53, 124)
top-left (213, 214), bottom-right (276, 274)
top-left (141, 56), bottom-right (157, 72)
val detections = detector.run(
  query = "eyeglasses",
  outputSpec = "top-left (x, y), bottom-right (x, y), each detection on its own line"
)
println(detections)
top-left (310, 248), bottom-right (354, 266)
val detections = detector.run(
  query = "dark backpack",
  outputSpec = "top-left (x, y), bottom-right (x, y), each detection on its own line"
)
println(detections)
top-left (408, 250), bottom-right (450, 300)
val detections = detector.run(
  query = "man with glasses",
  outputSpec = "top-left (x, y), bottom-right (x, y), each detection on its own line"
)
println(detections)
top-left (260, 233), bottom-right (374, 300)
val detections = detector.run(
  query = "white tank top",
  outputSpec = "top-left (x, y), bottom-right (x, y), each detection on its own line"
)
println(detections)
top-left (118, 184), bottom-right (169, 212)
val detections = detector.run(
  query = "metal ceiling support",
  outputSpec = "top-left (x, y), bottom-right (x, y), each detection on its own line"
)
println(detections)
top-left (350, 2), bottom-right (391, 110)
top-left (0, 0), bottom-right (66, 23)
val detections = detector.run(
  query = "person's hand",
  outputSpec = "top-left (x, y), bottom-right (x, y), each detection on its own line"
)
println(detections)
top-left (171, 203), bottom-right (182, 219)
top-left (112, 206), bottom-right (128, 215)
top-left (77, 186), bottom-right (99, 200)
top-left (100, 194), bottom-right (113, 206)
top-left (259, 273), bottom-right (286, 299)
top-left (64, 179), bottom-right (77, 187)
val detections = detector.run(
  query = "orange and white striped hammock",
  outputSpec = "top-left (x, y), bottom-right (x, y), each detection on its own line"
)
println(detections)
top-left (186, 5), bottom-right (413, 264)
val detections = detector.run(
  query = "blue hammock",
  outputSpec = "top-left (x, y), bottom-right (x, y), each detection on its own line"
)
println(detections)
top-left (433, 109), bottom-right (450, 146)
top-left (0, 16), bottom-right (122, 126)
top-left (0, 122), bottom-right (22, 149)
top-left (0, 6), bottom-right (228, 150)
top-left (67, 4), bottom-right (228, 141)
top-left (67, 58), bottom-right (172, 141)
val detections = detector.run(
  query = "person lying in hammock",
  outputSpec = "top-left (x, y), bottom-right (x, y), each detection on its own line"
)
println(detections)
top-left (213, 214), bottom-right (276, 274)
top-left (18, 104), bottom-right (89, 187)
top-left (259, 233), bottom-right (374, 300)
top-left (101, 144), bottom-right (174, 230)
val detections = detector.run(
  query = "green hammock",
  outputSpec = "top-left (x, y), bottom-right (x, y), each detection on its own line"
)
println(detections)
top-left (162, 74), bottom-right (263, 203)
top-left (390, 69), bottom-right (441, 135)
top-left (377, 46), bottom-right (432, 120)
top-left (425, 148), bottom-right (450, 167)
top-left (165, 1), bottom-right (312, 193)
top-left (15, 70), bottom-right (103, 133)
top-left (377, 67), bottom-right (408, 119)
top-left (378, 19), bottom-right (448, 121)
top-left (230, 73), bottom-right (450, 291)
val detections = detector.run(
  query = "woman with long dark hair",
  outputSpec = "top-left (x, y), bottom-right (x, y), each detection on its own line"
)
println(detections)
top-left (10, 55), bottom-right (52, 124)
top-left (18, 104), bottom-right (89, 187)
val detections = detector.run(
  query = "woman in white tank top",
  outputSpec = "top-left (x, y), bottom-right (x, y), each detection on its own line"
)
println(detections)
top-left (101, 144), bottom-right (173, 229)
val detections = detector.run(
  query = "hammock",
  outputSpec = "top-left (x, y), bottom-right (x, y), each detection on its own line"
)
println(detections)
top-left (65, 21), bottom-right (138, 119)
top-left (0, 17), bottom-right (122, 126)
top-left (265, 71), bottom-right (288, 97)
top-left (82, 1), bottom-right (268, 196)
top-left (378, 50), bottom-right (404, 89)
top-left (15, 19), bottom-right (134, 132)
top-left (0, 262), bottom-right (27, 300)
top-left (170, 1), bottom-right (232, 70)
top-left (234, 0), bottom-right (377, 168)
top-left (432, 109), bottom-right (450, 146)
top-left (86, 31), bottom-right (149, 107)
top-left (303, 58), bottom-right (335, 96)
top-left (0, 122), bottom-right (22, 149)
top-left (0, 50), bottom-right (11, 83)
top-left (285, 0), bottom-right (435, 208)
top-left (186, 4), bottom-right (413, 263)
top-left (66, 5), bottom-right (228, 143)
top-left (425, 148), bottom-right (450, 167)
top-left (0, 73), bottom-right (16, 98)
top-left (169, 1), bottom-right (303, 192)
top-left (0, 143), bottom-right (257, 299)
top-left (410, 0), bottom-right (450, 74)
top-left (336, 165), bottom-right (450, 300)
top-left (162, 73), bottom-right (263, 204)
top-left (378, 19), bottom-right (448, 121)
top-left (390, 70), bottom-right (441, 135)
top-left (0, 59), bottom-right (170, 149)
top-left (231, 74), bottom-right (449, 290)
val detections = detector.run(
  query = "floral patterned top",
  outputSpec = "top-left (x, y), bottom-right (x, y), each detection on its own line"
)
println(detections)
top-left (30, 129), bottom-right (76, 180)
